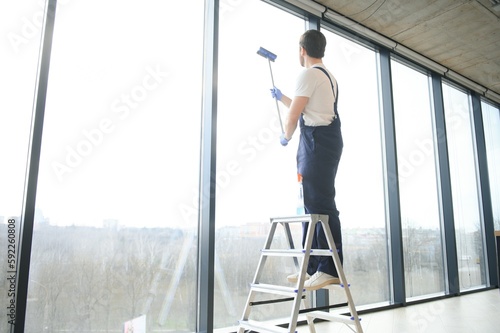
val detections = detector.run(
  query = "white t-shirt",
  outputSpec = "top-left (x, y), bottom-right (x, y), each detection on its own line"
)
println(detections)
top-left (294, 64), bottom-right (337, 126)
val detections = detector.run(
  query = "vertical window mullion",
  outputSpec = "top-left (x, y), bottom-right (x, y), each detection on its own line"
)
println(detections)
top-left (15, 1), bottom-right (58, 332)
top-left (431, 73), bottom-right (460, 295)
top-left (471, 92), bottom-right (498, 287)
top-left (197, 0), bottom-right (219, 332)
top-left (380, 49), bottom-right (405, 304)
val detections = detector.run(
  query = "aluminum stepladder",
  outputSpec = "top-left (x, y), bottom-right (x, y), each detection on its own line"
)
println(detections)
top-left (238, 214), bottom-right (363, 333)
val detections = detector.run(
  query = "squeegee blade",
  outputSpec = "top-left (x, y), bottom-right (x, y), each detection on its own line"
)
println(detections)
top-left (257, 47), bottom-right (277, 62)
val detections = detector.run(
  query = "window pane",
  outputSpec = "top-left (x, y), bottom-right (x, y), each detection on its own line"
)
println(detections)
top-left (0, 2), bottom-right (41, 331)
top-left (391, 60), bottom-right (445, 299)
top-left (25, 1), bottom-right (204, 331)
top-left (443, 82), bottom-right (487, 290)
top-left (322, 30), bottom-right (390, 305)
top-left (481, 101), bottom-right (500, 231)
top-left (215, 0), bottom-right (306, 328)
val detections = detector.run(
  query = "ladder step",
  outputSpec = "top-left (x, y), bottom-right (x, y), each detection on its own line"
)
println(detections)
top-left (250, 283), bottom-right (304, 297)
top-left (306, 310), bottom-right (360, 326)
top-left (239, 320), bottom-right (292, 333)
top-left (311, 249), bottom-right (334, 256)
top-left (322, 283), bottom-right (348, 290)
top-left (270, 215), bottom-right (311, 224)
top-left (250, 295), bottom-right (305, 306)
top-left (261, 249), bottom-right (333, 257)
top-left (261, 249), bottom-right (308, 257)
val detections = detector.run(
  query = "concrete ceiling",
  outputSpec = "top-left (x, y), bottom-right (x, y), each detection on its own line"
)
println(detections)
top-left (315, 0), bottom-right (500, 101)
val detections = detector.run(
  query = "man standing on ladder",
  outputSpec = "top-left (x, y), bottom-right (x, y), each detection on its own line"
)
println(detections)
top-left (271, 29), bottom-right (343, 291)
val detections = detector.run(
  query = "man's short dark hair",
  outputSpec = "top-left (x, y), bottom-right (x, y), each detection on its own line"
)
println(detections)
top-left (299, 30), bottom-right (326, 58)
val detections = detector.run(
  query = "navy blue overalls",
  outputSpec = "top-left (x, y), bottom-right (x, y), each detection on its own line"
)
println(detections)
top-left (297, 67), bottom-right (343, 277)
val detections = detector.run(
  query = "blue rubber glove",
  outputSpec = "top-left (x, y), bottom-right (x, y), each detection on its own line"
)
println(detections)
top-left (280, 134), bottom-right (289, 146)
top-left (270, 87), bottom-right (282, 101)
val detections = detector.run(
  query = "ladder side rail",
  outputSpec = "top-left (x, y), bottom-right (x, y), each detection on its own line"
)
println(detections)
top-left (238, 221), bottom-right (280, 331)
top-left (319, 217), bottom-right (363, 333)
top-left (253, 221), bottom-right (279, 284)
top-left (287, 215), bottom-right (317, 333)
top-left (284, 217), bottom-right (316, 333)
top-left (306, 313), bottom-right (318, 333)
top-left (281, 222), bottom-right (300, 268)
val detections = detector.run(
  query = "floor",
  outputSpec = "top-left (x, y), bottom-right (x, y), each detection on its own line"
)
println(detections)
top-left (297, 289), bottom-right (500, 333)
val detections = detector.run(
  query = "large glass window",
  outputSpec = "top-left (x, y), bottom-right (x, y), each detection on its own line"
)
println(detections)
top-left (481, 101), bottom-right (500, 231)
top-left (0, 2), bottom-right (41, 331)
top-left (391, 60), bottom-right (445, 299)
top-left (5, 1), bottom-right (499, 331)
top-left (215, 1), bottom-right (306, 328)
top-left (25, 1), bottom-right (204, 331)
top-left (322, 29), bottom-right (390, 306)
top-left (443, 82), bottom-right (487, 290)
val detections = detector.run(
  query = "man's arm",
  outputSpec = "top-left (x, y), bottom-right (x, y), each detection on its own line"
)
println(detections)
top-left (283, 96), bottom-right (308, 140)
top-left (279, 94), bottom-right (292, 108)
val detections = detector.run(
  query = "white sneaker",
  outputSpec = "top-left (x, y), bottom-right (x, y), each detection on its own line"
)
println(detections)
top-left (287, 272), bottom-right (310, 283)
top-left (303, 271), bottom-right (340, 290)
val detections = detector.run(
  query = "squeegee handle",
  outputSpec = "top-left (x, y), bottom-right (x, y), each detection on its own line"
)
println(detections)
top-left (275, 96), bottom-right (284, 134)
top-left (268, 59), bottom-right (276, 86)
top-left (268, 59), bottom-right (284, 134)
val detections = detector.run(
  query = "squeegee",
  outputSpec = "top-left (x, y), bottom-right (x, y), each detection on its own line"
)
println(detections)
top-left (257, 47), bottom-right (284, 134)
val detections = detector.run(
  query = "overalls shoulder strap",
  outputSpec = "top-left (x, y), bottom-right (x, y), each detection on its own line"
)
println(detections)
top-left (314, 66), bottom-right (339, 119)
